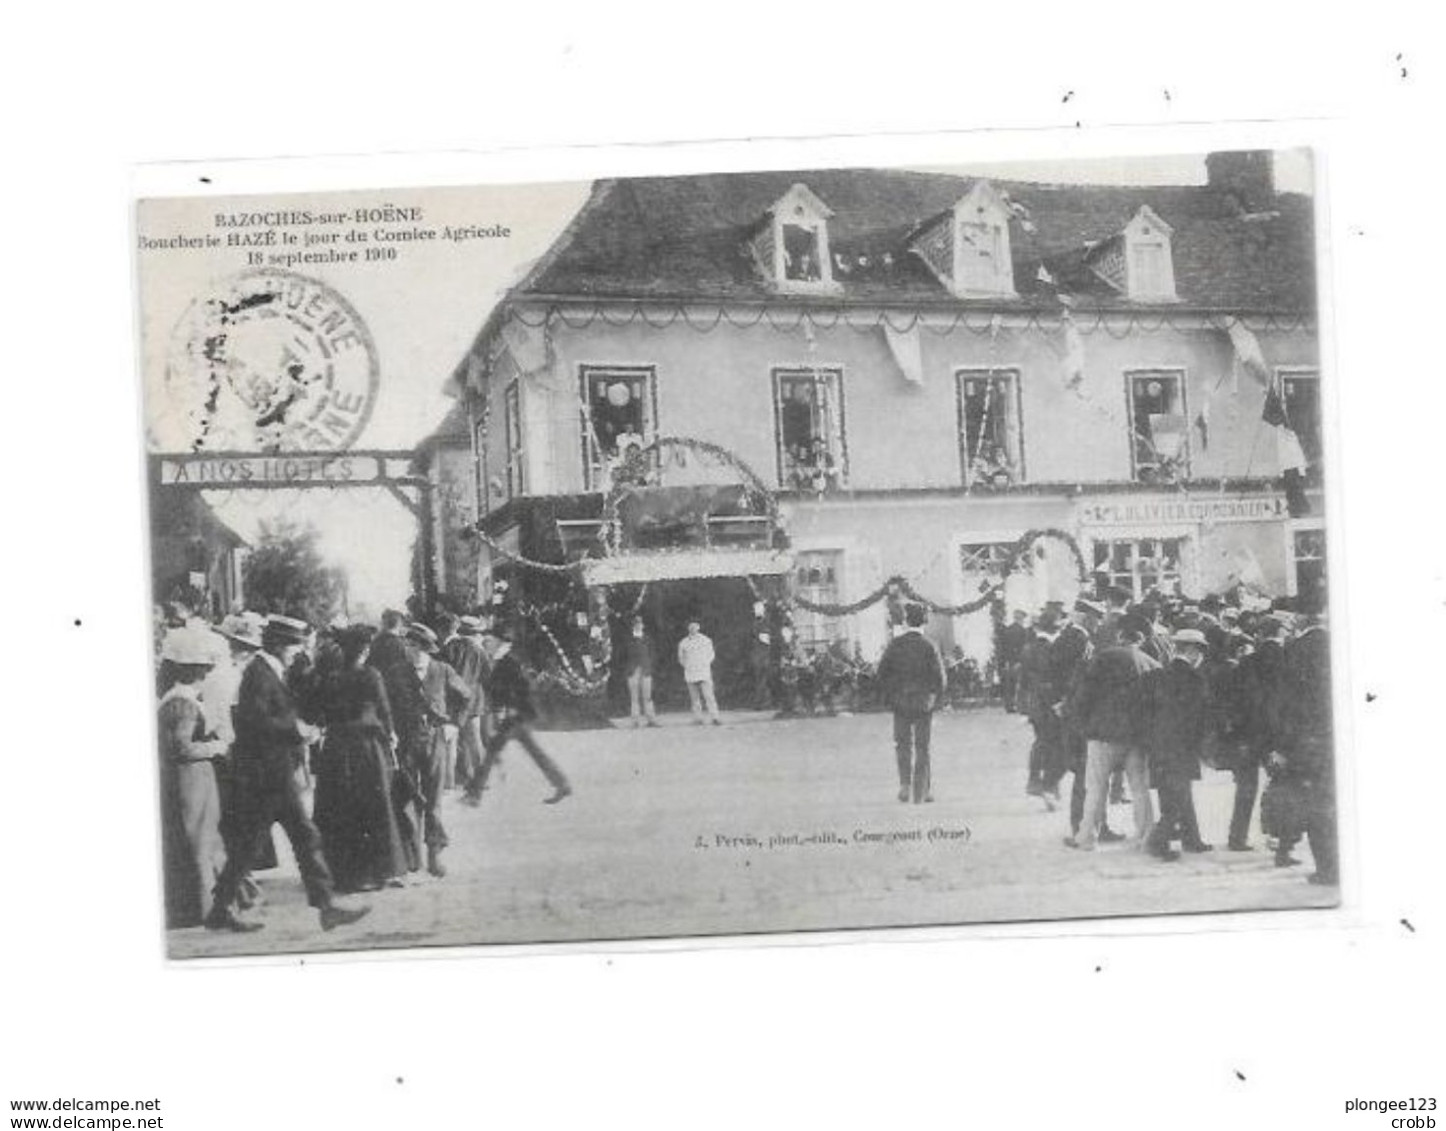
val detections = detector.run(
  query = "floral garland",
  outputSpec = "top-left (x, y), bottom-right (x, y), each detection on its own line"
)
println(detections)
top-left (523, 603), bottom-right (610, 695)
top-left (466, 524), bottom-right (584, 577)
top-left (790, 528), bottom-right (1089, 617)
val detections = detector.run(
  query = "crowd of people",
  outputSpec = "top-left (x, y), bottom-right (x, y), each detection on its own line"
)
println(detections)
top-left (873, 590), bottom-right (1337, 883)
top-left (1008, 589), bottom-right (1337, 882)
top-left (155, 579), bottom-right (1338, 937)
top-left (155, 596), bottom-right (568, 935)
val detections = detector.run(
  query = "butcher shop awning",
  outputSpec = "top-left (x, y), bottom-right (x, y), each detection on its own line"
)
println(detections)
top-left (579, 548), bottom-right (794, 587)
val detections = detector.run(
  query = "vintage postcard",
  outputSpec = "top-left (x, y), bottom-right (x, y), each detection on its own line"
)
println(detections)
top-left (135, 147), bottom-right (1340, 958)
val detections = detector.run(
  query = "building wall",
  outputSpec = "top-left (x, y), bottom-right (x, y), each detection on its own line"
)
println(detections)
top-left (489, 310), bottom-right (1317, 498)
top-left (463, 305), bottom-right (1320, 665)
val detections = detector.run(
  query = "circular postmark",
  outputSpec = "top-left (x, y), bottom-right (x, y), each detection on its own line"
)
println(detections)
top-left (164, 269), bottom-right (379, 452)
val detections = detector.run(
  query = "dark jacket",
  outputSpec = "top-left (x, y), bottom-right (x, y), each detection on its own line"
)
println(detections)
top-left (1066, 644), bottom-right (1160, 743)
top-left (1016, 632), bottom-right (1059, 720)
top-left (368, 632), bottom-right (427, 739)
top-left (1138, 658), bottom-right (1211, 783)
top-left (874, 630), bottom-right (946, 714)
top-left (997, 622), bottom-right (1030, 665)
top-left (621, 633), bottom-right (656, 675)
top-left (1239, 640), bottom-right (1287, 756)
top-left (487, 650), bottom-right (537, 722)
top-left (1274, 628), bottom-right (1333, 776)
top-left (233, 653), bottom-right (308, 779)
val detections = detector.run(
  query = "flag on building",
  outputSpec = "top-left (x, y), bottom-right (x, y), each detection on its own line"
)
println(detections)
top-left (1227, 320), bottom-right (1271, 386)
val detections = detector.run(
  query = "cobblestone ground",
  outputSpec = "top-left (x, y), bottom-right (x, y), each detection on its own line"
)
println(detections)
top-left (168, 707), bottom-right (1336, 959)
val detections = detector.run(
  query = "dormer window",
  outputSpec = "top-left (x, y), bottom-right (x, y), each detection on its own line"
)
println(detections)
top-left (1123, 205), bottom-right (1177, 302)
top-left (761, 183), bottom-right (839, 294)
top-left (781, 223), bottom-right (822, 282)
top-left (911, 180), bottom-right (1015, 299)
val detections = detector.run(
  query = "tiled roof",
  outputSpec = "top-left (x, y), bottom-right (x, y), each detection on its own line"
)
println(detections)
top-left (418, 400), bottom-right (471, 449)
top-left (520, 162), bottom-right (1315, 313)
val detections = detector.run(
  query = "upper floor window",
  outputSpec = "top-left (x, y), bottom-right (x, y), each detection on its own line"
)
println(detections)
top-left (1126, 368), bottom-right (1189, 483)
top-left (504, 380), bottom-right (525, 500)
top-left (950, 181), bottom-right (1016, 298)
top-left (1123, 206), bottom-right (1177, 302)
top-left (781, 224), bottom-right (823, 282)
top-left (765, 184), bottom-right (838, 293)
top-left (956, 368), bottom-right (1023, 487)
top-left (774, 367), bottom-right (846, 491)
top-left (581, 365), bottom-right (656, 489)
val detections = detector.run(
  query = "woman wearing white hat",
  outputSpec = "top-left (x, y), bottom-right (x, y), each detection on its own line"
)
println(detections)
top-left (157, 628), bottom-right (228, 928)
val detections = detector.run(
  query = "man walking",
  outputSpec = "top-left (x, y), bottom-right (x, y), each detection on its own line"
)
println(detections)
top-left (207, 615), bottom-right (369, 933)
top-left (875, 604), bottom-right (946, 804)
top-left (677, 618), bottom-right (722, 725)
top-left (1065, 614), bottom-right (1159, 850)
top-left (472, 627), bottom-right (572, 804)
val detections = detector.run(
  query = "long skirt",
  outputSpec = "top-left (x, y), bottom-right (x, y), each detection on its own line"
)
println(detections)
top-left (160, 760), bottom-right (225, 928)
top-left (313, 725), bottom-right (409, 892)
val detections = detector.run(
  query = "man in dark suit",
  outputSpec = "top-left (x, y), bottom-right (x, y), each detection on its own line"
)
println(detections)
top-left (207, 615), bottom-right (369, 932)
top-left (1054, 598), bottom-right (1122, 840)
top-left (472, 626), bottom-right (572, 804)
top-left (875, 603), bottom-right (946, 803)
top-left (1273, 609), bottom-right (1337, 885)
top-left (1227, 615), bottom-right (1289, 850)
top-left (997, 610), bottom-right (1030, 712)
top-left (1140, 628), bottom-right (1215, 861)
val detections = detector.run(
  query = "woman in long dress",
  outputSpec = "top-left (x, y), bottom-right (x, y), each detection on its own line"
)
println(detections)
top-left (313, 625), bottom-right (409, 892)
top-left (157, 629), bottom-right (228, 928)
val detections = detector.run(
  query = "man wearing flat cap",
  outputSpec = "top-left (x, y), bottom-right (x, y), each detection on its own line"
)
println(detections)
top-left (208, 615), bottom-right (369, 932)
top-left (444, 615), bottom-right (493, 798)
top-left (399, 621), bottom-right (470, 877)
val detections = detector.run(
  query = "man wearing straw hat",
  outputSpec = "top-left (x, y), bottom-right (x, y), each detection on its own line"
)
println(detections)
top-left (206, 615), bottom-right (369, 933)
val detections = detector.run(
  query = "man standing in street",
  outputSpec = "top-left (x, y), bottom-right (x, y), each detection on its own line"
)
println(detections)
top-left (400, 622), bottom-right (468, 877)
top-left (1273, 603), bottom-right (1337, 885)
top-left (875, 603), bottom-right (946, 804)
top-left (1065, 614), bottom-right (1159, 850)
top-left (445, 615), bottom-right (493, 797)
top-left (677, 618), bottom-right (722, 726)
top-left (997, 609), bottom-right (1030, 712)
top-left (207, 615), bottom-right (369, 933)
top-left (1055, 597), bottom-right (1123, 841)
top-left (1140, 628), bottom-right (1216, 861)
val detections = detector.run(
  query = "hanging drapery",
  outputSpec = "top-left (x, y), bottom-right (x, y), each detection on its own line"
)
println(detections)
top-left (881, 323), bottom-right (924, 385)
top-left (1061, 310), bottom-right (1086, 395)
